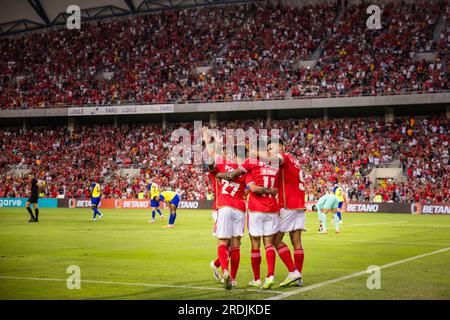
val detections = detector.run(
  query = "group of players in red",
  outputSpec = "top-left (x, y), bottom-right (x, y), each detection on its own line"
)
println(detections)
top-left (203, 128), bottom-right (305, 290)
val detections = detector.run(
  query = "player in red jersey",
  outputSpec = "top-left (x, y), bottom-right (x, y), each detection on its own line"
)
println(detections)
top-left (211, 155), bottom-right (246, 290)
top-left (208, 170), bottom-right (223, 282)
top-left (217, 139), bottom-right (279, 290)
top-left (204, 128), bottom-right (275, 289)
top-left (268, 138), bottom-right (305, 287)
top-left (202, 128), bottom-right (226, 283)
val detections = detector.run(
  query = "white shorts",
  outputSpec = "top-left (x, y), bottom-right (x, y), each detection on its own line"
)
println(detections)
top-left (214, 207), bottom-right (245, 239)
top-left (212, 210), bottom-right (218, 237)
top-left (278, 208), bottom-right (306, 233)
top-left (247, 212), bottom-right (279, 237)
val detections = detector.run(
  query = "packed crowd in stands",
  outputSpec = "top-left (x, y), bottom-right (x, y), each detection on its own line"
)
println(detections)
top-left (291, 0), bottom-right (448, 97)
top-left (438, 0), bottom-right (450, 59)
top-left (0, 0), bottom-right (448, 109)
top-left (0, 116), bottom-right (448, 203)
top-left (178, 2), bottom-right (337, 102)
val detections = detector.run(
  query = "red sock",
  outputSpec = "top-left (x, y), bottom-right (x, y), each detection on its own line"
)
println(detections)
top-left (250, 249), bottom-right (261, 280)
top-left (218, 245), bottom-right (229, 272)
top-left (294, 248), bottom-right (304, 273)
top-left (276, 244), bottom-right (296, 272)
top-left (230, 247), bottom-right (240, 280)
top-left (213, 258), bottom-right (221, 268)
top-left (265, 245), bottom-right (276, 277)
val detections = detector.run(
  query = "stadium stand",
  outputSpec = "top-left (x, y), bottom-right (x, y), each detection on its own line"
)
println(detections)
top-left (0, 0), bottom-right (448, 109)
top-left (0, 0), bottom-right (448, 203)
top-left (292, 0), bottom-right (447, 97)
top-left (1, 116), bottom-right (448, 203)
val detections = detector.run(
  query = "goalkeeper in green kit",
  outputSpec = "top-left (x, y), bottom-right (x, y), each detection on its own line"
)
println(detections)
top-left (312, 193), bottom-right (341, 234)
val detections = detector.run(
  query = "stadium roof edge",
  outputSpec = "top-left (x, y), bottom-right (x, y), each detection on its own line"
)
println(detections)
top-left (0, 0), bottom-right (263, 37)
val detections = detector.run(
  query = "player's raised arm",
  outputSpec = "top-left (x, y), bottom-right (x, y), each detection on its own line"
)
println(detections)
top-left (216, 167), bottom-right (245, 181)
top-left (202, 126), bottom-right (220, 172)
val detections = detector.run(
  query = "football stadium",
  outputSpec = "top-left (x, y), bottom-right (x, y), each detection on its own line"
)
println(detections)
top-left (0, 0), bottom-right (449, 306)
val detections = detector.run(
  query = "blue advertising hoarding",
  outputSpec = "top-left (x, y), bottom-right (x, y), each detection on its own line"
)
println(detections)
top-left (0, 198), bottom-right (58, 208)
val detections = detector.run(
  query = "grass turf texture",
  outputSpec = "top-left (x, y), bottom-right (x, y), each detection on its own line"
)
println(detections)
top-left (0, 208), bottom-right (449, 300)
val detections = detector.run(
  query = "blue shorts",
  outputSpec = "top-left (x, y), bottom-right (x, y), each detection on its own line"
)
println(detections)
top-left (338, 201), bottom-right (344, 209)
top-left (91, 197), bottom-right (101, 206)
top-left (170, 195), bottom-right (180, 208)
top-left (150, 199), bottom-right (160, 207)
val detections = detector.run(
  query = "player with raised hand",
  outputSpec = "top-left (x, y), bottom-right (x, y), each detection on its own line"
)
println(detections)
top-left (203, 127), bottom-right (248, 289)
top-left (216, 139), bottom-right (279, 290)
top-left (202, 127), bottom-right (224, 282)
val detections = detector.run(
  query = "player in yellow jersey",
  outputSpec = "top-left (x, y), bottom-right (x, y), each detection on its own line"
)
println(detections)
top-left (333, 184), bottom-right (347, 224)
top-left (90, 181), bottom-right (103, 221)
top-left (155, 190), bottom-right (180, 229)
top-left (147, 182), bottom-right (164, 223)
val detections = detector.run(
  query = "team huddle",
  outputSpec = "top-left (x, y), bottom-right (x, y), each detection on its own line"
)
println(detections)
top-left (22, 127), bottom-right (345, 291)
top-left (203, 127), bottom-right (308, 290)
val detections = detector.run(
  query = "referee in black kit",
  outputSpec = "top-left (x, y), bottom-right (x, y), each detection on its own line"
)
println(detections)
top-left (26, 174), bottom-right (40, 223)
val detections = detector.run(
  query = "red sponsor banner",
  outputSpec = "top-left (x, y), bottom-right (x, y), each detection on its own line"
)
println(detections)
top-left (64, 199), bottom-right (449, 214)
top-left (69, 199), bottom-right (91, 208)
top-left (115, 200), bottom-right (210, 210)
top-left (68, 199), bottom-right (213, 210)
top-left (100, 199), bottom-right (117, 209)
top-left (417, 203), bottom-right (450, 215)
top-left (63, 199), bottom-right (449, 214)
top-left (68, 198), bottom-right (117, 209)
top-left (117, 199), bottom-right (151, 210)
top-left (305, 201), bottom-right (410, 214)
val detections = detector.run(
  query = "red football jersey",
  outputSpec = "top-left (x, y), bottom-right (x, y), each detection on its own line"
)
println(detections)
top-left (277, 153), bottom-right (306, 210)
top-left (214, 157), bottom-right (247, 212)
top-left (239, 158), bottom-right (279, 213)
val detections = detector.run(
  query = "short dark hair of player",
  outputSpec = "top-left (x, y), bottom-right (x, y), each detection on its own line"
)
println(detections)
top-left (268, 137), bottom-right (286, 153)
top-left (311, 205), bottom-right (318, 212)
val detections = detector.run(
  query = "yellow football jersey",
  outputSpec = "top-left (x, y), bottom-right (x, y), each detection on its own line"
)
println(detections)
top-left (334, 186), bottom-right (345, 202)
top-left (92, 183), bottom-right (101, 198)
top-left (160, 191), bottom-right (177, 202)
top-left (150, 183), bottom-right (160, 200)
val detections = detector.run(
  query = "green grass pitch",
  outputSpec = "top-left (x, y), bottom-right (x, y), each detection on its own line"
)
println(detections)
top-left (0, 208), bottom-right (449, 300)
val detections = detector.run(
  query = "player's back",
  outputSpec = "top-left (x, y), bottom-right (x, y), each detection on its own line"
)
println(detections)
top-left (317, 194), bottom-right (338, 209)
top-left (160, 190), bottom-right (177, 201)
top-left (215, 158), bottom-right (247, 212)
top-left (91, 183), bottom-right (101, 198)
top-left (31, 178), bottom-right (39, 196)
top-left (278, 153), bottom-right (306, 210)
top-left (148, 183), bottom-right (160, 200)
top-left (333, 186), bottom-right (345, 201)
top-left (239, 158), bottom-right (279, 213)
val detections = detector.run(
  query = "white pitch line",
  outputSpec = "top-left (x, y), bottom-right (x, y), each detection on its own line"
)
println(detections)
top-left (306, 238), bottom-right (449, 247)
top-left (0, 276), bottom-right (283, 294)
top-left (344, 220), bottom-right (408, 227)
top-left (266, 246), bottom-right (450, 300)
